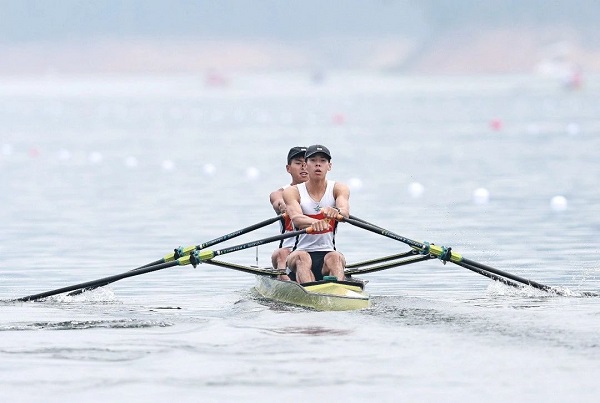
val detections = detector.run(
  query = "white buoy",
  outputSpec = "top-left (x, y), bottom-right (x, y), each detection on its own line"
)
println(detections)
top-left (526, 124), bottom-right (540, 135)
top-left (2, 144), bottom-right (13, 156)
top-left (58, 149), bottom-right (71, 161)
top-left (203, 163), bottom-right (216, 176)
top-left (246, 167), bottom-right (260, 180)
top-left (550, 195), bottom-right (568, 211)
top-left (408, 182), bottom-right (424, 198)
top-left (473, 187), bottom-right (490, 204)
top-left (162, 160), bottom-right (175, 171)
top-left (124, 156), bottom-right (138, 168)
top-left (566, 123), bottom-right (580, 136)
top-left (348, 177), bottom-right (363, 191)
top-left (89, 152), bottom-right (103, 164)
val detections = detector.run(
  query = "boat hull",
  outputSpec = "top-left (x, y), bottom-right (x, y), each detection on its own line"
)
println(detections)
top-left (254, 276), bottom-right (370, 311)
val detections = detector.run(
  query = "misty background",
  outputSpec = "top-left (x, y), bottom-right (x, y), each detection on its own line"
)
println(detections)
top-left (1, 0), bottom-right (600, 75)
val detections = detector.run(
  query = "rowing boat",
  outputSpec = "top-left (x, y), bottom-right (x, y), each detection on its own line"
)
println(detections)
top-left (18, 213), bottom-right (588, 305)
top-left (254, 275), bottom-right (370, 311)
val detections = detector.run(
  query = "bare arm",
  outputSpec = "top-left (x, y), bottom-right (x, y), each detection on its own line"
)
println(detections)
top-left (319, 182), bottom-right (350, 220)
top-left (334, 182), bottom-right (350, 218)
top-left (283, 185), bottom-right (341, 232)
top-left (269, 188), bottom-right (285, 214)
top-left (283, 186), bottom-right (320, 230)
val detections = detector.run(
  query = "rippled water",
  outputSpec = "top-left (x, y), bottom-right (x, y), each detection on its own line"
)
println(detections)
top-left (2, 73), bottom-right (600, 402)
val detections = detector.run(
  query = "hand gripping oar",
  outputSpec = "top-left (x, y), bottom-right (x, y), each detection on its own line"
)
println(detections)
top-left (67, 214), bottom-right (286, 296)
top-left (339, 215), bottom-right (561, 294)
top-left (17, 226), bottom-right (313, 302)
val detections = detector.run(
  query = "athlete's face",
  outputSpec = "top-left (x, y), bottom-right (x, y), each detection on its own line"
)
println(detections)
top-left (306, 154), bottom-right (331, 180)
top-left (287, 157), bottom-right (308, 184)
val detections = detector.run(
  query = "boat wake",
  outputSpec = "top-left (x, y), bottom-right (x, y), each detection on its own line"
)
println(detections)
top-left (0, 346), bottom-right (155, 362)
top-left (262, 326), bottom-right (353, 336)
top-left (47, 287), bottom-right (120, 303)
top-left (485, 281), bottom-right (600, 298)
top-left (0, 318), bottom-right (173, 331)
top-left (0, 287), bottom-right (121, 305)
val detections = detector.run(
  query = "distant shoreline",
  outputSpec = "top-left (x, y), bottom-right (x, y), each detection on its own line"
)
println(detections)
top-left (2, 27), bottom-right (600, 75)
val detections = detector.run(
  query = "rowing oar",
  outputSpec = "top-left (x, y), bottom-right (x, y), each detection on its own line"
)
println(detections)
top-left (345, 254), bottom-right (432, 276)
top-left (16, 226), bottom-right (313, 302)
top-left (349, 214), bottom-right (384, 229)
top-left (201, 259), bottom-right (281, 276)
top-left (67, 214), bottom-right (286, 296)
top-left (346, 251), bottom-right (420, 269)
top-left (344, 250), bottom-right (521, 288)
top-left (339, 215), bottom-right (561, 294)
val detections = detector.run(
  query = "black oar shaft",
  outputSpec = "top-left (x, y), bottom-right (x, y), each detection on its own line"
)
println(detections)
top-left (454, 261), bottom-right (521, 289)
top-left (348, 214), bottom-right (384, 228)
top-left (342, 215), bottom-right (558, 294)
top-left (18, 226), bottom-right (309, 302)
top-left (346, 251), bottom-right (417, 269)
top-left (460, 257), bottom-right (552, 292)
top-left (17, 260), bottom-right (181, 302)
top-left (67, 257), bottom-right (164, 296)
top-left (198, 214), bottom-right (284, 250)
top-left (197, 228), bottom-right (310, 260)
top-left (345, 255), bottom-right (432, 275)
top-left (202, 259), bottom-right (280, 276)
top-left (68, 215), bottom-right (285, 296)
top-left (166, 214), bottom-right (285, 262)
top-left (343, 216), bottom-right (425, 250)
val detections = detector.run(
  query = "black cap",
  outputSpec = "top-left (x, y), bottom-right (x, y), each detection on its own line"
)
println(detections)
top-left (287, 146), bottom-right (307, 163)
top-left (304, 144), bottom-right (331, 160)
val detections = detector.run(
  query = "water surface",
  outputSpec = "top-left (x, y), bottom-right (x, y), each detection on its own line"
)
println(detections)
top-left (2, 73), bottom-right (600, 402)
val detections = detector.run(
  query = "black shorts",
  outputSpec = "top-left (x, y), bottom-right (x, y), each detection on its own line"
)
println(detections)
top-left (288, 251), bottom-right (333, 282)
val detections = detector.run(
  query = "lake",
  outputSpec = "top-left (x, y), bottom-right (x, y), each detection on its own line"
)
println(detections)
top-left (1, 72), bottom-right (600, 402)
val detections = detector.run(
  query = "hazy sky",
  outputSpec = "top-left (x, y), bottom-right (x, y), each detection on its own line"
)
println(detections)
top-left (2, 0), bottom-right (599, 43)
top-left (1, 0), bottom-right (425, 42)
top-left (3, 0), bottom-right (600, 74)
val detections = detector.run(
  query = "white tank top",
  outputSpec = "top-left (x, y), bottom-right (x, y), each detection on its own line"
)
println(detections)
top-left (293, 180), bottom-right (337, 251)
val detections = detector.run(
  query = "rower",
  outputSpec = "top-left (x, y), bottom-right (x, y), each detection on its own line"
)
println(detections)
top-left (269, 146), bottom-right (308, 281)
top-left (283, 144), bottom-right (350, 283)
